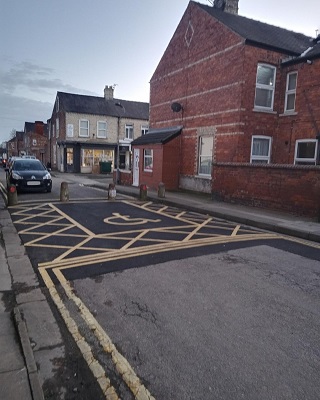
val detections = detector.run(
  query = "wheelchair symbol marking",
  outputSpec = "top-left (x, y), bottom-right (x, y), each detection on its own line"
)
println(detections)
top-left (104, 213), bottom-right (161, 226)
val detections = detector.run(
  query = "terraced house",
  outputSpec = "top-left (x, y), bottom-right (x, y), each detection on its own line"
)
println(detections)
top-left (132, 0), bottom-right (320, 217)
top-left (49, 86), bottom-right (149, 174)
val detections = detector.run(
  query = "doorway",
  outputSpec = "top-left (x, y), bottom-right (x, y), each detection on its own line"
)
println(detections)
top-left (132, 148), bottom-right (140, 186)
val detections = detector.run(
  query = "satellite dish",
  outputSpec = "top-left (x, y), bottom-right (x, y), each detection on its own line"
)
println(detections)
top-left (171, 102), bottom-right (183, 112)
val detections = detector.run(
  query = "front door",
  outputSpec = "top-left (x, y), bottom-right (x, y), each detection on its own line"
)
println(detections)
top-left (132, 148), bottom-right (140, 187)
top-left (66, 147), bottom-right (74, 172)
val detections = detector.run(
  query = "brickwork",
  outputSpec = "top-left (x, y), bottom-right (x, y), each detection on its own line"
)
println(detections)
top-left (212, 163), bottom-right (320, 218)
top-left (148, 2), bottom-right (320, 215)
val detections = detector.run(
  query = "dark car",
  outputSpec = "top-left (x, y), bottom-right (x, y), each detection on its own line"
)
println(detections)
top-left (6, 159), bottom-right (52, 193)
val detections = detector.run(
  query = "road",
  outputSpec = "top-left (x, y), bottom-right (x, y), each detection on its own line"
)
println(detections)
top-left (1, 167), bottom-right (320, 400)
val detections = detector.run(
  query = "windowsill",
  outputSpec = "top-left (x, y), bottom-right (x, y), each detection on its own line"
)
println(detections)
top-left (196, 174), bottom-right (211, 179)
top-left (279, 111), bottom-right (298, 117)
top-left (252, 108), bottom-right (277, 115)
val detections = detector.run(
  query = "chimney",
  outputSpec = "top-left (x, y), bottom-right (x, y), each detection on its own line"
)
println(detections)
top-left (225, 0), bottom-right (238, 14)
top-left (104, 85), bottom-right (114, 100)
top-left (214, 0), bottom-right (239, 14)
top-left (35, 121), bottom-right (44, 135)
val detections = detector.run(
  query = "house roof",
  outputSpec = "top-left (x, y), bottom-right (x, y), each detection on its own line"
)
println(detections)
top-left (283, 35), bottom-right (320, 64)
top-left (57, 92), bottom-right (149, 120)
top-left (195, 2), bottom-right (313, 56)
top-left (131, 126), bottom-right (183, 146)
top-left (24, 122), bottom-right (48, 133)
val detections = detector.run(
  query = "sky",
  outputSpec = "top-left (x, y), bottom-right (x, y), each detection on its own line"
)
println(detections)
top-left (0, 0), bottom-right (319, 144)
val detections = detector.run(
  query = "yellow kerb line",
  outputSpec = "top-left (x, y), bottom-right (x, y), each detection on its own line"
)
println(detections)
top-left (39, 267), bottom-right (120, 400)
top-left (53, 268), bottom-right (156, 400)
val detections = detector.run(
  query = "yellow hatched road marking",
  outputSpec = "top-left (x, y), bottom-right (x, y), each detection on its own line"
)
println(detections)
top-left (231, 225), bottom-right (241, 236)
top-left (183, 217), bottom-right (213, 242)
top-left (39, 233), bottom-right (279, 270)
top-left (24, 225), bottom-right (75, 247)
top-left (50, 203), bottom-right (95, 236)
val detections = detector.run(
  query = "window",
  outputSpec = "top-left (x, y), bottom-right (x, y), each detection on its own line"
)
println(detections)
top-left (198, 136), bottom-right (213, 175)
top-left (294, 139), bottom-right (318, 165)
top-left (144, 149), bottom-right (153, 171)
top-left (250, 136), bottom-right (272, 164)
top-left (97, 121), bottom-right (107, 138)
top-left (285, 72), bottom-right (297, 112)
top-left (254, 64), bottom-right (276, 110)
top-left (56, 118), bottom-right (59, 138)
top-left (79, 120), bottom-right (89, 137)
top-left (67, 124), bottom-right (74, 137)
top-left (125, 124), bottom-right (134, 140)
top-left (141, 125), bottom-right (149, 135)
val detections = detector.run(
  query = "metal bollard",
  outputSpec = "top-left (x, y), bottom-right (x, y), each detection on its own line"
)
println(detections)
top-left (108, 183), bottom-right (116, 200)
top-left (158, 182), bottom-right (165, 198)
top-left (60, 182), bottom-right (69, 202)
top-left (7, 185), bottom-right (18, 206)
top-left (139, 183), bottom-right (148, 201)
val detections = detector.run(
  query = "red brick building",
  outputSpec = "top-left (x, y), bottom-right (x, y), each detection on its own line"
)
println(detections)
top-left (23, 121), bottom-right (48, 163)
top-left (133, 0), bottom-right (320, 217)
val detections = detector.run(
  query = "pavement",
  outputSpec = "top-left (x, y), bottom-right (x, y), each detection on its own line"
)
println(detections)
top-left (0, 171), bottom-right (319, 400)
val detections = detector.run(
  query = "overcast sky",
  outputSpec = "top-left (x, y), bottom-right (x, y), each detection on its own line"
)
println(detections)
top-left (0, 0), bottom-right (319, 144)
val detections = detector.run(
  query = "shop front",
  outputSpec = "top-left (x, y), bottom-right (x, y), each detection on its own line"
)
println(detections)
top-left (57, 142), bottom-right (115, 174)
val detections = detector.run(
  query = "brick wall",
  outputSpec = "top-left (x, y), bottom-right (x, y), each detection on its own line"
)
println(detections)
top-left (138, 144), bottom-right (164, 191)
top-left (212, 163), bottom-right (320, 218)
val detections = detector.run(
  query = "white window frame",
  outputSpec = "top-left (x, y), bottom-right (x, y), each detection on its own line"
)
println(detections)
top-left (254, 64), bottom-right (276, 111)
top-left (143, 149), bottom-right (153, 172)
top-left (141, 125), bottom-right (149, 135)
top-left (284, 72), bottom-right (297, 113)
top-left (294, 139), bottom-right (318, 165)
top-left (198, 136), bottom-right (213, 176)
top-left (79, 119), bottom-right (89, 137)
top-left (125, 124), bottom-right (134, 140)
top-left (250, 135), bottom-right (272, 164)
top-left (97, 121), bottom-right (107, 138)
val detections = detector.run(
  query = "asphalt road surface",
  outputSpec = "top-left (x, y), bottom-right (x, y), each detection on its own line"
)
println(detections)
top-left (2, 169), bottom-right (320, 400)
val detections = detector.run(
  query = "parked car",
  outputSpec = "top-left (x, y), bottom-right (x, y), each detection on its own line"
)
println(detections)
top-left (6, 158), bottom-right (52, 193)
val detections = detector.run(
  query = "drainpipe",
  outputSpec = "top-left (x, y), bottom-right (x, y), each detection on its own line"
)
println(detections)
top-left (116, 116), bottom-right (120, 184)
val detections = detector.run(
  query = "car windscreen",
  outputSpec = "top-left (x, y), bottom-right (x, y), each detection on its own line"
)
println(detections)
top-left (14, 161), bottom-right (45, 171)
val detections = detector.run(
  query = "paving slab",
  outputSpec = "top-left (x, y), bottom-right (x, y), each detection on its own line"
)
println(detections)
top-left (19, 300), bottom-right (63, 351)
top-left (0, 313), bottom-right (24, 373)
top-left (0, 368), bottom-right (33, 400)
